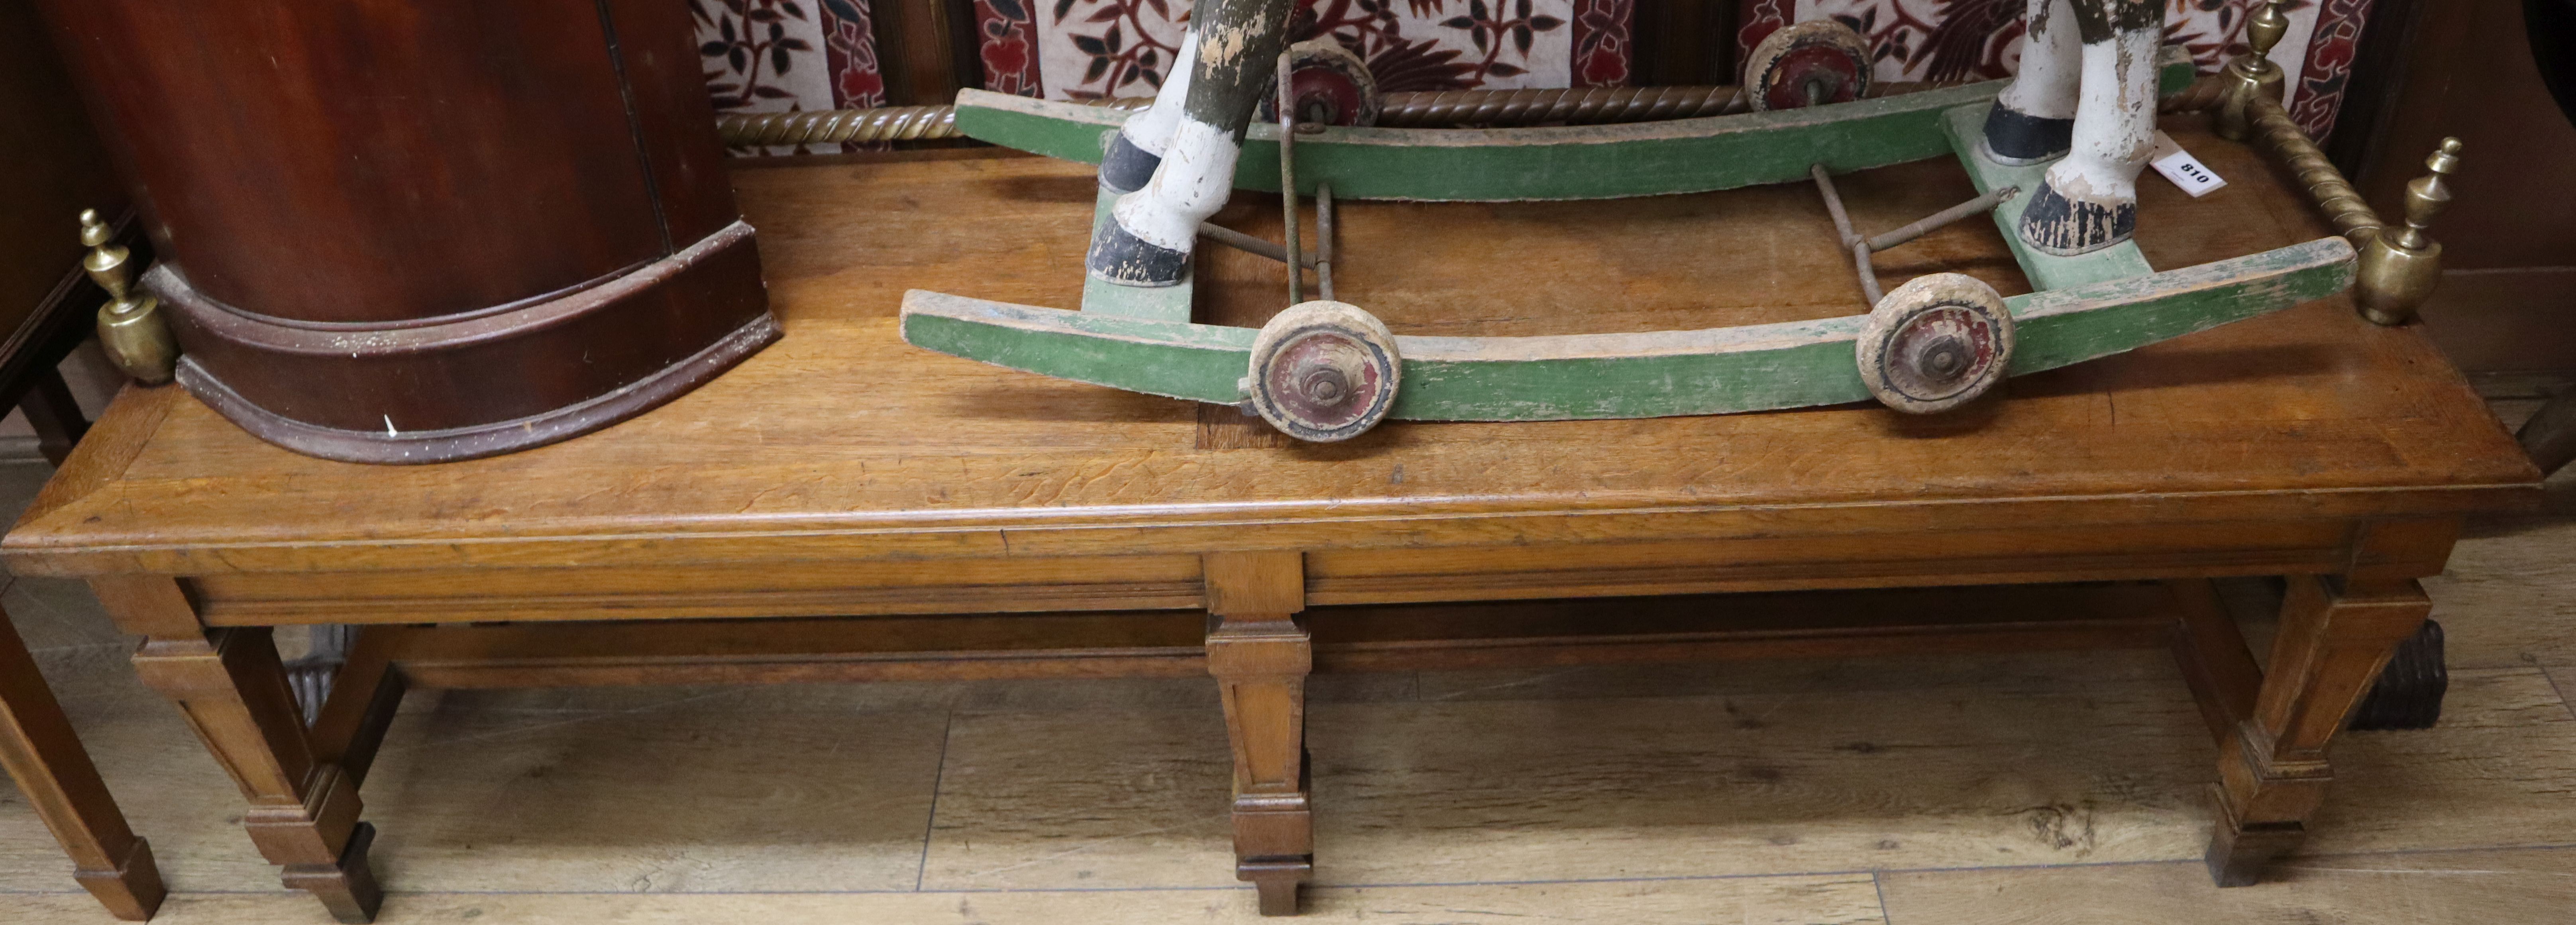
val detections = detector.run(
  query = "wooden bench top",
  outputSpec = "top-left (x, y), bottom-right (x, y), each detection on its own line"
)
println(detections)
top-left (3, 119), bottom-right (2541, 579)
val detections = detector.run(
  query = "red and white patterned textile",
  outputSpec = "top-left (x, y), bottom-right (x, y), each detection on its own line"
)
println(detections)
top-left (685, 0), bottom-right (2368, 149)
top-left (693, 0), bottom-right (890, 152)
top-left (975, 0), bottom-right (1633, 100)
top-left (1737, 0), bottom-right (2375, 139)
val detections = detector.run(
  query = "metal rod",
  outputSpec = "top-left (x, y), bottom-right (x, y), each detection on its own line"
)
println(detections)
top-left (1810, 164), bottom-right (1861, 249)
top-left (1811, 165), bottom-right (1881, 306)
top-left (1317, 182), bottom-right (1336, 302)
top-left (1197, 223), bottom-right (1317, 267)
top-left (1866, 185), bottom-right (2019, 253)
top-left (1851, 241), bottom-right (1883, 306)
top-left (1278, 53), bottom-right (1302, 306)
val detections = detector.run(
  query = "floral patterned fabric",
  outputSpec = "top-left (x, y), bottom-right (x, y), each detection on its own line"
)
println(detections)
top-left (693, 0), bottom-right (889, 152)
top-left (685, 0), bottom-right (2370, 151)
top-left (1738, 0), bottom-right (2375, 139)
top-left (975, 0), bottom-right (1633, 100)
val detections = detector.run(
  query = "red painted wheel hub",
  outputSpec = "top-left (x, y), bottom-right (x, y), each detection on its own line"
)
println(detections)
top-left (1761, 45), bottom-right (1868, 110)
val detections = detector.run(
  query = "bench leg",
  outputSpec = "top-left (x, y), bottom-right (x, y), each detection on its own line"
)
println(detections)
top-left (2518, 386), bottom-right (2576, 475)
top-left (0, 609), bottom-right (165, 920)
top-left (103, 577), bottom-right (382, 922)
top-left (2207, 574), bottom-right (2431, 886)
top-left (16, 367), bottom-right (92, 468)
top-left (1204, 552), bottom-right (1313, 915)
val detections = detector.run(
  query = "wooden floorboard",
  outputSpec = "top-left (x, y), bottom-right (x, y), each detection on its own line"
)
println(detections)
top-left (1877, 846), bottom-right (2576, 925)
top-left (0, 873), bottom-right (1892, 925)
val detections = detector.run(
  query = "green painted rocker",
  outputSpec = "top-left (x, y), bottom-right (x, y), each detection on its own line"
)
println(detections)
top-left (899, 1), bottom-right (2403, 443)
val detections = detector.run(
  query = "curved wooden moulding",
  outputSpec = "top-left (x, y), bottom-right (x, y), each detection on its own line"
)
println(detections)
top-left (953, 82), bottom-right (2008, 202)
top-left (899, 238), bottom-right (2355, 421)
top-left (154, 224), bottom-right (776, 464)
top-left (35, 0), bottom-right (776, 465)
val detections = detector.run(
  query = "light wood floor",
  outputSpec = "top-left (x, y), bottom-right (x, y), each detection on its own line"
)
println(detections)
top-left (4, 407), bottom-right (2572, 924)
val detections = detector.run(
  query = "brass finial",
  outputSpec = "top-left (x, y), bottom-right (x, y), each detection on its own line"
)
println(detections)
top-left (2216, 1), bottom-right (2291, 141)
top-left (80, 210), bottom-right (179, 384)
top-left (79, 209), bottom-right (113, 247)
top-left (80, 209), bottom-right (134, 302)
top-left (2355, 138), bottom-right (2462, 326)
top-left (2393, 137), bottom-right (2462, 250)
top-left (2244, 0), bottom-right (2289, 59)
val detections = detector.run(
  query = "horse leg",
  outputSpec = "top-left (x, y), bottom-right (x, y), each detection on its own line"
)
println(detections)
top-left (2018, 0), bottom-right (2163, 255)
top-left (1089, 0), bottom-right (1295, 287)
top-left (1984, 0), bottom-right (2082, 164)
top-left (1099, 29), bottom-right (1200, 195)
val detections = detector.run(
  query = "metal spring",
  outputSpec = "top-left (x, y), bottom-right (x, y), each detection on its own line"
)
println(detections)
top-left (2245, 95), bottom-right (2383, 240)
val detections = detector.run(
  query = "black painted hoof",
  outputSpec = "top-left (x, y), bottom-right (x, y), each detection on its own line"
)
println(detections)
top-left (2347, 619), bottom-right (2447, 731)
top-left (2017, 178), bottom-right (2136, 256)
top-left (1087, 216), bottom-right (1191, 287)
top-left (1099, 132), bottom-right (1162, 194)
top-left (1981, 103), bottom-right (2073, 165)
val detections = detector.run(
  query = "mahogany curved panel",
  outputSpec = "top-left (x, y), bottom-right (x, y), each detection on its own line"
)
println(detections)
top-left (36, 0), bottom-right (776, 463)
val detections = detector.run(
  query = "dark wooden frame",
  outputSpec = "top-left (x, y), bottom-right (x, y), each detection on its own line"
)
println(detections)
top-left (0, 0), bottom-right (160, 912)
top-left (0, 607), bottom-right (165, 921)
top-left (0, 219), bottom-right (163, 925)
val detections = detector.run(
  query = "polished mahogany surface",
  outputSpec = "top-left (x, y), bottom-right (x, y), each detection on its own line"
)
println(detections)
top-left (33, 0), bottom-right (774, 462)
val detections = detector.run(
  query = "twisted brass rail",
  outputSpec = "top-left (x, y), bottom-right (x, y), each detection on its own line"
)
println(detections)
top-left (2242, 95), bottom-right (2383, 241)
top-left (719, 77), bottom-right (2238, 148)
top-left (2158, 75), bottom-right (2230, 114)
top-left (720, 105), bottom-right (968, 147)
top-left (716, 86), bottom-right (1771, 146)
top-left (1370, 85), bottom-right (1750, 126)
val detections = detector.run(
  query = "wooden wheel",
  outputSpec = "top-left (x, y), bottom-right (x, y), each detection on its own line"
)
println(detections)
top-left (1258, 39), bottom-right (1381, 127)
top-left (1247, 301), bottom-right (1400, 441)
top-left (1856, 273), bottom-right (2014, 414)
top-left (1744, 20), bottom-right (1872, 112)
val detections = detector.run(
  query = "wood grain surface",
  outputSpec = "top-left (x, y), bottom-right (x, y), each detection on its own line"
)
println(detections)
top-left (0, 115), bottom-right (2539, 580)
top-left (0, 873), bottom-right (1893, 924)
top-left (1878, 846), bottom-right (2576, 925)
top-left (898, 666), bottom-right (2576, 892)
top-left (5, 462), bottom-right (2574, 923)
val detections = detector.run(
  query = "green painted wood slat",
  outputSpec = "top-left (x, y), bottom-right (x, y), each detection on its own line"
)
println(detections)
top-left (901, 237), bottom-right (2355, 421)
top-left (953, 82), bottom-right (2009, 202)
